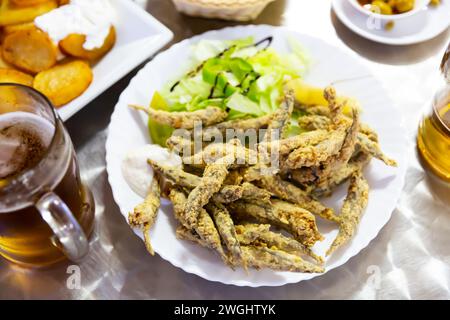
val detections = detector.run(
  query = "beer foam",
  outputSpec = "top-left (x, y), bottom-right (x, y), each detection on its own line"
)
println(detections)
top-left (0, 112), bottom-right (54, 178)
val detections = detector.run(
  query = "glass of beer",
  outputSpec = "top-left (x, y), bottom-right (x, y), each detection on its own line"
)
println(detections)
top-left (0, 84), bottom-right (95, 267)
top-left (417, 43), bottom-right (450, 183)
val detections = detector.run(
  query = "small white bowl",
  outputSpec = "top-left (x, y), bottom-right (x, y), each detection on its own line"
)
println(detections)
top-left (348, 0), bottom-right (430, 20)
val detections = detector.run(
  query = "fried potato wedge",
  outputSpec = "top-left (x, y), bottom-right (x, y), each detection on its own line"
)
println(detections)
top-left (60, 26), bottom-right (116, 61)
top-left (2, 28), bottom-right (57, 74)
top-left (0, 46), bottom-right (12, 68)
top-left (33, 60), bottom-right (93, 107)
top-left (3, 22), bottom-right (36, 35)
top-left (11, 0), bottom-right (52, 7)
top-left (0, 68), bottom-right (34, 86)
top-left (0, 1), bottom-right (58, 26)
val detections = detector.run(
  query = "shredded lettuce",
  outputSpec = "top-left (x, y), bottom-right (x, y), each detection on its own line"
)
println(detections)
top-left (154, 36), bottom-right (311, 122)
top-left (226, 92), bottom-right (264, 116)
top-left (147, 92), bottom-right (174, 146)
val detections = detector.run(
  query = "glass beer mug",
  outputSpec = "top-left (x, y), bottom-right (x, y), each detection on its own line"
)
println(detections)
top-left (0, 84), bottom-right (95, 267)
top-left (417, 43), bottom-right (450, 183)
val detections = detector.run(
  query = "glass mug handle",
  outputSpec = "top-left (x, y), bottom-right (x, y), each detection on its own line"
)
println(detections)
top-left (441, 42), bottom-right (450, 82)
top-left (36, 192), bottom-right (89, 262)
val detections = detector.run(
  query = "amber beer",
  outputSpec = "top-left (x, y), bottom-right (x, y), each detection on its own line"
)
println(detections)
top-left (0, 84), bottom-right (95, 267)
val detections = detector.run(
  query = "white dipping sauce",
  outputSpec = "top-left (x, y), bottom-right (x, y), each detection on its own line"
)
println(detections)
top-left (121, 145), bottom-right (182, 198)
top-left (34, 0), bottom-right (116, 50)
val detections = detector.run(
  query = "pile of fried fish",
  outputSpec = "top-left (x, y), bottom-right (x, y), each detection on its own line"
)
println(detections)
top-left (128, 86), bottom-right (396, 273)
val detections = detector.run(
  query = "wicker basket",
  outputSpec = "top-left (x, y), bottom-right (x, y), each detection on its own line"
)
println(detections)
top-left (171, 0), bottom-right (275, 21)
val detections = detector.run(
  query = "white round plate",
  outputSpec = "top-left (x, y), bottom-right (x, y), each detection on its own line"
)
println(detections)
top-left (106, 25), bottom-right (408, 287)
top-left (333, 0), bottom-right (450, 45)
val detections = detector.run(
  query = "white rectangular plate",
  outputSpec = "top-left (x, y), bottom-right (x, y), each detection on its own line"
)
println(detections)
top-left (58, 0), bottom-right (173, 121)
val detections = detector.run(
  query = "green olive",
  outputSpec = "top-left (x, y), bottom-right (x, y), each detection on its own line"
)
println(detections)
top-left (395, 0), bottom-right (415, 13)
top-left (371, 0), bottom-right (393, 14)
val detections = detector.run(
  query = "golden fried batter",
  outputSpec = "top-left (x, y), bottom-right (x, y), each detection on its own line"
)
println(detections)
top-left (130, 104), bottom-right (228, 129)
top-left (236, 224), bottom-right (323, 264)
top-left (169, 188), bottom-right (229, 264)
top-left (326, 170), bottom-right (369, 256)
top-left (312, 152), bottom-right (371, 197)
top-left (207, 202), bottom-right (246, 269)
top-left (128, 177), bottom-right (161, 255)
top-left (166, 135), bottom-right (195, 156)
top-left (284, 128), bottom-right (347, 169)
top-left (201, 114), bottom-right (273, 141)
top-left (257, 129), bottom-right (328, 157)
top-left (240, 182), bottom-right (272, 204)
top-left (229, 199), bottom-right (322, 247)
top-left (243, 168), bottom-right (338, 222)
top-left (357, 133), bottom-right (397, 167)
top-left (241, 246), bottom-right (324, 273)
top-left (316, 108), bottom-right (360, 184)
top-left (184, 157), bottom-right (230, 228)
top-left (264, 90), bottom-right (294, 141)
top-left (182, 139), bottom-right (258, 168)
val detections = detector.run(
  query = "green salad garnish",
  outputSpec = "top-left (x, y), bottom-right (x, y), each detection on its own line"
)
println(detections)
top-left (148, 36), bottom-right (311, 144)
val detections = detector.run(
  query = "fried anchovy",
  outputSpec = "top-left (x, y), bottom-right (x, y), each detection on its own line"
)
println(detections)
top-left (235, 224), bottom-right (271, 240)
top-left (184, 156), bottom-right (231, 228)
top-left (294, 110), bottom-right (377, 134)
top-left (168, 188), bottom-right (190, 228)
top-left (324, 86), bottom-right (344, 126)
top-left (311, 152), bottom-right (371, 197)
top-left (229, 200), bottom-right (322, 247)
top-left (207, 202), bottom-right (246, 269)
top-left (130, 104), bottom-right (228, 129)
top-left (295, 104), bottom-right (331, 116)
top-left (291, 114), bottom-right (385, 164)
top-left (235, 224), bottom-right (323, 264)
top-left (286, 112), bottom-right (370, 189)
top-left (241, 246), bottom-right (324, 273)
top-left (271, 199), bottom-right (323, 246)
top-left (359, 123), bottom-right (378, 142)
top-left (149, 159), bottom-right (267, 205)
top-left (197, 206), bottom-right (229, 259)
top-left (128, 177), bottom-right (161, 255)
top-left (149, 159), bottom-right (241, 203)
top-left (183, 140), bottom-right (258, 168)
top-left (201, 114), bottom-right (273, 141)
top-left (295, 113), bottom-right (379, 144)
top-left (317, 108), bottom-right (360, 183)
top-left (243, 168), bottom-right (338, 222)
top-left (326, 170), bottom-right (369, 256)
top-left (166, 135), bottom-right (195, 156)
top-left (357, 133), bottom-right (397, 167)
top-left (169, 188), bottom-right (229, 264)
top-left (176, 225), bottom-right (207, 246)
top-left (240, 182), bottom-right (272, 204)
top-left (229, 200), bottom-right (286, 226)
top-left (263, 90), bottom-right (294, 141)
top-left (149, 159), bottom-right (199, 188)
top-left (284, 127), bottom-right (347, 169)
top-left (297, 115), bottom-right (331, 131)
top-left (223, 169), bottom-right (244, 185)
top-left (257, 129), bottom-right (329, 157)
top-left (212, 185), bottom-right (244, 203)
